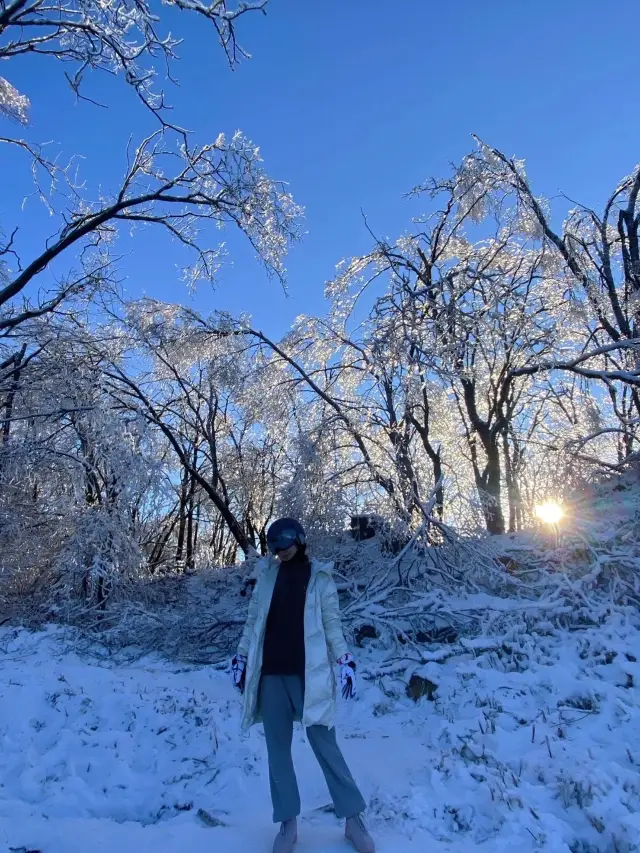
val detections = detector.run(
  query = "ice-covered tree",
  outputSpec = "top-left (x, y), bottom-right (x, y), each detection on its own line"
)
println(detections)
top-left (0, 0), bottom-right (300, 333)
top-left (457, 140), bottom-right (640, 462)
top-left (0, 315), bottom-right (168, 612)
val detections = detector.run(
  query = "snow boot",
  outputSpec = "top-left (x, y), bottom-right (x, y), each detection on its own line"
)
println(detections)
top-left (273, 817), bottom-right (297, 853)
top-left (345, 814), bottom-right (375, 853)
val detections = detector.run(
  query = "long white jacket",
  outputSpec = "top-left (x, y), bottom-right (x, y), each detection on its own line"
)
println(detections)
top-left (237, 557), bottom-right (349, 731)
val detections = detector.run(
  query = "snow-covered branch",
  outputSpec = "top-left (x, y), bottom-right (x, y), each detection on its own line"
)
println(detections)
top-left (0, 0), bottom-right (270, 123)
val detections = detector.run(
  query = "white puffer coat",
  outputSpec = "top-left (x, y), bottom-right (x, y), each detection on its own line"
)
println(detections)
top-left (237, 557), bottom-right (349, 731)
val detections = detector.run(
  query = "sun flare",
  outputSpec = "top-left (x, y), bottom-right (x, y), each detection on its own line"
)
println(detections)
top-left (535, 501), bottom-right (564, 525)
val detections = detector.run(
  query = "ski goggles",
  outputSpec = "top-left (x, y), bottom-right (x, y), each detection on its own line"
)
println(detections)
top-left (267, 529), bottom-right (300, 554)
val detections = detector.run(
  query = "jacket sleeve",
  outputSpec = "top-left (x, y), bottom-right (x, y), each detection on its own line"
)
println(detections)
top-left (321, 572), bottom-right (349, 662)
top-left (237, 570), bottom-right (263, 658)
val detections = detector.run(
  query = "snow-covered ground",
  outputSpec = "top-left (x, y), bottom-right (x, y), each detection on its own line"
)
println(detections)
top-left (0, 618), bottom-right (639, 853)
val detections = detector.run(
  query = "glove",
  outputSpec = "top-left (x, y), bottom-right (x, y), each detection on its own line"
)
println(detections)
top-left (231, 654), bottom-right (247, 694)
top-left (338, 652), bottom-right (357, 700)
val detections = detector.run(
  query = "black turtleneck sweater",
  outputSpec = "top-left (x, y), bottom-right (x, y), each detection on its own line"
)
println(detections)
top-left (261, 553), bottom-right (312, 677)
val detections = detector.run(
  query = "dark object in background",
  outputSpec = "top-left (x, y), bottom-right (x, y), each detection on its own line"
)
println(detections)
top-left (406, 674), bottom-right (438, 702)
top-left (354, 624), bottom-right (379, 647)
top-left (349, 514), bottom-right (406, 554)
top-left (240, 577), bottom-right (257, 598)
top-left (497, 554), bottom-right (519, 573)
top-left (350, 515), bottom-right (378, 541)
top-left (197, 807), bottom-right (228, 827)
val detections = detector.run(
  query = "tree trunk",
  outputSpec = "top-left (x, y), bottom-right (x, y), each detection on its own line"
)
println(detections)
top-left (149, 512), bottom-right (179, 573)
top-left (407, 386), bottom-right (444, 520)
top-left (175, 472), bottom-right (188, 566)
top-left (185, 479), bottom-right (196, 571)
top-left (0, 344), bottom-right (26, 483)
top-left (460, 378), bottom-right (505, 535)
top-left (477, 442), bottom-right (505, 535)
top-left (503, 430), bottom-right (525, 533)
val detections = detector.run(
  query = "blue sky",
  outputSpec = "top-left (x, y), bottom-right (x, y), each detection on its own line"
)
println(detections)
top-left (4, 0), bottom-right (640, 338)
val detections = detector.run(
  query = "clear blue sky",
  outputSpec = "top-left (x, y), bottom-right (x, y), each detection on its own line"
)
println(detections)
top-left (4, 0), bottom-right (640, 338)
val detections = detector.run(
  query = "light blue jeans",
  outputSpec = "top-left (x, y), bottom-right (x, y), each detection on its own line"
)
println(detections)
top-left (259, 674), bottom-right (366, 823)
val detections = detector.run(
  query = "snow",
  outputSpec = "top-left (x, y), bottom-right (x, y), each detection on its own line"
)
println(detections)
top-left (0, 618), bottom-right (639, 853)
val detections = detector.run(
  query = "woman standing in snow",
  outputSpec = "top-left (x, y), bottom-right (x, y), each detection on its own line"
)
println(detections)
top-left (232, 518), bottom-right (375, 853)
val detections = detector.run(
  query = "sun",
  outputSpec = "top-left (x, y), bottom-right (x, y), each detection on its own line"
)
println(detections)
top-left (535, 501), bottom-right (564, 525)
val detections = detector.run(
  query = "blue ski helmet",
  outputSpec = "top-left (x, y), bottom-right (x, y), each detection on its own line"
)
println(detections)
top-left (266, 518), bottom-right (306, 554)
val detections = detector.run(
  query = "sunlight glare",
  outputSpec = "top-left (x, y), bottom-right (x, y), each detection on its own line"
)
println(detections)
top-left (535, 501), bottom-right (564, 525)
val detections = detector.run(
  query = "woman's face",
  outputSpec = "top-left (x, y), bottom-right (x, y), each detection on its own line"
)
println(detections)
top-left (277, 543), bottom-right (298, 562)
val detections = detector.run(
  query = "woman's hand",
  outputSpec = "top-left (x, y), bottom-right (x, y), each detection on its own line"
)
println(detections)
top-left (337, 652), bottom-right (357, 699)
top-left (231, 654), bottom-right (247, 694)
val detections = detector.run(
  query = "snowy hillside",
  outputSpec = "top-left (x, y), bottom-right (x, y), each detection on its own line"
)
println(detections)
top-left (1, 616), bottom-right (639, 853)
